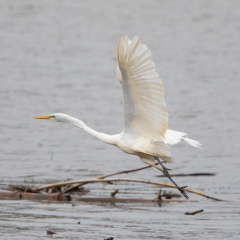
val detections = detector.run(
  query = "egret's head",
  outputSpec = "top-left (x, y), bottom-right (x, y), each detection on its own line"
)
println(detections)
top-left (34, 113), bottom-right (69, 122)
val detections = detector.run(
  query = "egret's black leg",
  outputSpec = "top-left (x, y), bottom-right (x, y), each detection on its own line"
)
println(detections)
top-left (157, 159), bottom-right (171, 171)
top-left (154, 157), bottom-right (189, 199)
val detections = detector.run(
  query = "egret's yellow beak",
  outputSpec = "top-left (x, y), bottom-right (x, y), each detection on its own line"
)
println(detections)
top-left (34, 115), bottom-right (51, 119)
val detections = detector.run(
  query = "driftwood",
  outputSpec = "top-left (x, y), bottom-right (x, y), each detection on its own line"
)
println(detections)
top-left (32, 178), bottom-right (223, 201)
top-left (65, 164), bottom-right (156, 193)
top-left (0, 191), bottom-right (196, 203)
top-left (2, 165), bottom-right (223, 204)
top-left (64, 164), bottom-right (216, 198)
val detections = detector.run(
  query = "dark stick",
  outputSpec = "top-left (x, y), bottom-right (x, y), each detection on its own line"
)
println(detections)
top-left (111, 189), bottom-right (119, 198)
top-left (158, 173), bottom-right (215, 177)
top-left (47, 230), bottom-right (56, 236)
top-left (185, 209), bottom-right (204, 215)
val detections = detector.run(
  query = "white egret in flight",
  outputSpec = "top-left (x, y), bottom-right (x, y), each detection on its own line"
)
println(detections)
top-left (35, 35), bottom-right (201, 199)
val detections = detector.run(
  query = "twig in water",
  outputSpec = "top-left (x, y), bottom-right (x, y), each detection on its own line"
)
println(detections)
top-left (185, 209), bottom-right (204, 215)
top-left (157, 189), bottom-right (162, 201)
top-left (111, 189), bottom-right (119, 198)
top-left (47, 230), bottom-right (56, 236)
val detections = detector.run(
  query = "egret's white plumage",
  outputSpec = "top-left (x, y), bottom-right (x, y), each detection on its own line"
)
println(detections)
top-left (35, 35), bottom-right (201, 199)
top-left (116, 35), bottom-right (200, 164)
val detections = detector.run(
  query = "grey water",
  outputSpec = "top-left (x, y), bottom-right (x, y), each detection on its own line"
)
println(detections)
top-left (0, 0), bottom-right (240, 239)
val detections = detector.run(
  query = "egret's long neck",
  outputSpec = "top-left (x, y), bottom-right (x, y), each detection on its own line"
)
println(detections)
top-left (63, 116), bottom-right (118, 146)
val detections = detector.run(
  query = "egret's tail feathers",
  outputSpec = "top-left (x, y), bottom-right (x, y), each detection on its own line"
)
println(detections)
top-left (165, 129), bottom-right (201, 148)
top-left (182, 137), bottom-right (202, 148)
top-left (164, 129), bottom-right (185, 145)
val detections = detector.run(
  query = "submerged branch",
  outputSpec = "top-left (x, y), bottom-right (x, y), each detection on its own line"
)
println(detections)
top-left (0, 191), bottom-right (194, 203)
top-left (158, 173), bottom-right (216, 177)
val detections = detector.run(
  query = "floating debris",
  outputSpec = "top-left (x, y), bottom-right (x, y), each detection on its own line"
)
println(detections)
top-left (47, 230), bottom-right (56, 236)
top-left (185, 209), bottom-right (204, 215)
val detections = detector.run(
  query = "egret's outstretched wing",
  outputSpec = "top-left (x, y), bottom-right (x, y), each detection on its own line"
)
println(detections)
top-left (117, 35), bottom-right (168, 139)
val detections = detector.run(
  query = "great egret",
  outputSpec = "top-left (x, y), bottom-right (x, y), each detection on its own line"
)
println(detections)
top-left (35, 35), bottom-right (201, 199)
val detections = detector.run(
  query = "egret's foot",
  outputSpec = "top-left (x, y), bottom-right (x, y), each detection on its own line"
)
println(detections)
top-left (156, 158), bottom-right (171, 172)
top-left (179, 189), bottom-right (189, 199)
top-left (154, 156), bottom-right (189, 200)
top-left (162, 165), bottom-right (171, 172)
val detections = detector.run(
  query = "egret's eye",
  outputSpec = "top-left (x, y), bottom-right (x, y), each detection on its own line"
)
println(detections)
top-left (50, 115), bottom-right (56, 118)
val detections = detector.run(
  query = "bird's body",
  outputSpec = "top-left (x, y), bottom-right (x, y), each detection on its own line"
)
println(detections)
top-left (35, 35), bottom-right (201, 199)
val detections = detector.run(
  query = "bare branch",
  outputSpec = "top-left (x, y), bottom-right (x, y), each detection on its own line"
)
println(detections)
top-left (98, 164), bottom-right (154, 179)
top-left (33, 178), bottom-right (223, 201)
top-left (65, 164), bottom-right (156, 193)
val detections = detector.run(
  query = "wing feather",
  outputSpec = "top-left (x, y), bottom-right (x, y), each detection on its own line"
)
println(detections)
top-left (117, 35), bottom-right (168, 139)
